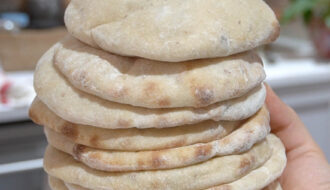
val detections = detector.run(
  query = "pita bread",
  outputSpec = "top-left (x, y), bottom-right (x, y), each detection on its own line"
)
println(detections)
top-left (44, 106), bottom-right (270, 171)
top-left (54, 37), bottom-right (265, 108)
top-left (65, 0), bottom-right (279, 62)
top-left (30, 99), bottom-right (239, 151)
top-left (44, 136), bottom-right (272, 190)
top-left (49, 176), bottom-right (72, 190)
top-left (48, 177), bottom-right (282, 190)
top-left (64, 181), bottom-right (89, 190)
top-left (263, 181), bottom-right (282, 190)
top-left (47, 135), bottom-right (285, 190)
top-left (207, 135), bottom-right (286, 190)
top-left (64, 182), bottom-right (89, 190)
top-left (34, 45), bottom-right (266, 129)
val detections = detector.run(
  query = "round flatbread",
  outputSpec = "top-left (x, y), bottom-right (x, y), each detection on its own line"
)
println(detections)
top-left (54, 37), bottom-right (265, 108)
top-left (47, 135), bottom-right (285, 190)
top-left (49, 176), bottom-right (72, 190)
top-left (30, 99), bottom-right (239, 151)
top-left (34, 45), bottom-right (266, 129)
top-left (263, 181), bottom-right (282, 190)
top-left (207, 136), bottom-right (286, 190)
top-left (45, 106), bottom-right (270, 171)
top-left (44, 136), bottom-right (273, 190)
top-left (48, 177), bottom-right (282, 190)
top-left (65, 0), bottom-right (279, 62)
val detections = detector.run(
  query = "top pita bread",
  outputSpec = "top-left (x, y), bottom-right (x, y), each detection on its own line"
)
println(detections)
top-left (54, 37), bottom-right (265, 108)
top-left (65, 0), bottom-right (279, 62)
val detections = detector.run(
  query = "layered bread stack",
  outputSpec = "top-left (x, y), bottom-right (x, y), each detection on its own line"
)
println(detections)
top-left (29, 0), bottom-right (287, 189)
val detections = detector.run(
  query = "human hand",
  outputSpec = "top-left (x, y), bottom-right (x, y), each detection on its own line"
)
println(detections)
top-left (265, 84), bottom-right (330, 190)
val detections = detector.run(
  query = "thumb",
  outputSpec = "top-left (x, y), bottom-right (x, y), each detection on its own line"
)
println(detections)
top-left (265, 84), bottom-right (324, 156)
top-left (265, 84), bottom-right (330, 189)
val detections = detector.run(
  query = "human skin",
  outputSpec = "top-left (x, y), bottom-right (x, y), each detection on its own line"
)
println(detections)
top-left (265, 84), bottom-right (330, 190)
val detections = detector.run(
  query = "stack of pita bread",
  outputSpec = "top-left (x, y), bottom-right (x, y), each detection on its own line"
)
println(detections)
top-left (29, 0), bottom-right (287, 189)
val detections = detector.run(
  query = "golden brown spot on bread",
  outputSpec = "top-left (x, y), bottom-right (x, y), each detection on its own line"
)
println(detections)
top-left (60, 123), bottom-right (79, 140)
top-left (239, 158), bottom-right (251, 169)
top-left (90, 135), bottom-right (100, 147)
top-left (29, 108), bottom-right (41, 125)
top-left (137, 159), bottom-right (145, 167)
top-left (72, 144), bottom-right (87, 160)
top-left (268, 21), bottom-right (280, 42)
top-left (88, 152), bottom-right (102, 161)
top-left (194, 144), bottom-right (213, 158)
top-left (143, 82), bottom-right (157, 97)
top-left (221, 137), bottom-right (231, 145)
top-left (167, 138), bottom-right (187, 149)
top-left (117, 119), bottom-right (132, 128)
top-left (158, 98), bottom-right (171, 107)
top-left (109, 87), bottom-right (128, 99)
top-left (151, 151), bottom-right (166, 168)
top-left (239, 156), bottom-right (254, 174)
top-left (194, 87), bottom-right (215, 106)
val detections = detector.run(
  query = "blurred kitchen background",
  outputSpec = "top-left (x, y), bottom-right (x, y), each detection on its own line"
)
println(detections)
top-left (0, 0), bottom-right (329, 189)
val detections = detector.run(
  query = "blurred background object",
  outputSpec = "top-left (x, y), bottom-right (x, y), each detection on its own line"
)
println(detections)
top-left (0, 28), bottom-right (67, 71)
top-left (0, 0), bottom-right (25, 12)
top-left (309, 17), bottom-right (330, 58)
top-left (0, 12), bottom-right (29, 32)
top-left (0, 0), bottom-right (68, 72)
top-left (265, 0), bottom-right (290, 19)
top-left (25, 0), bottom-right (64, 28)
top-left (281, 0), bottom-right (330, 58)
top-left (0, 2), bottom-right (68, 188)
